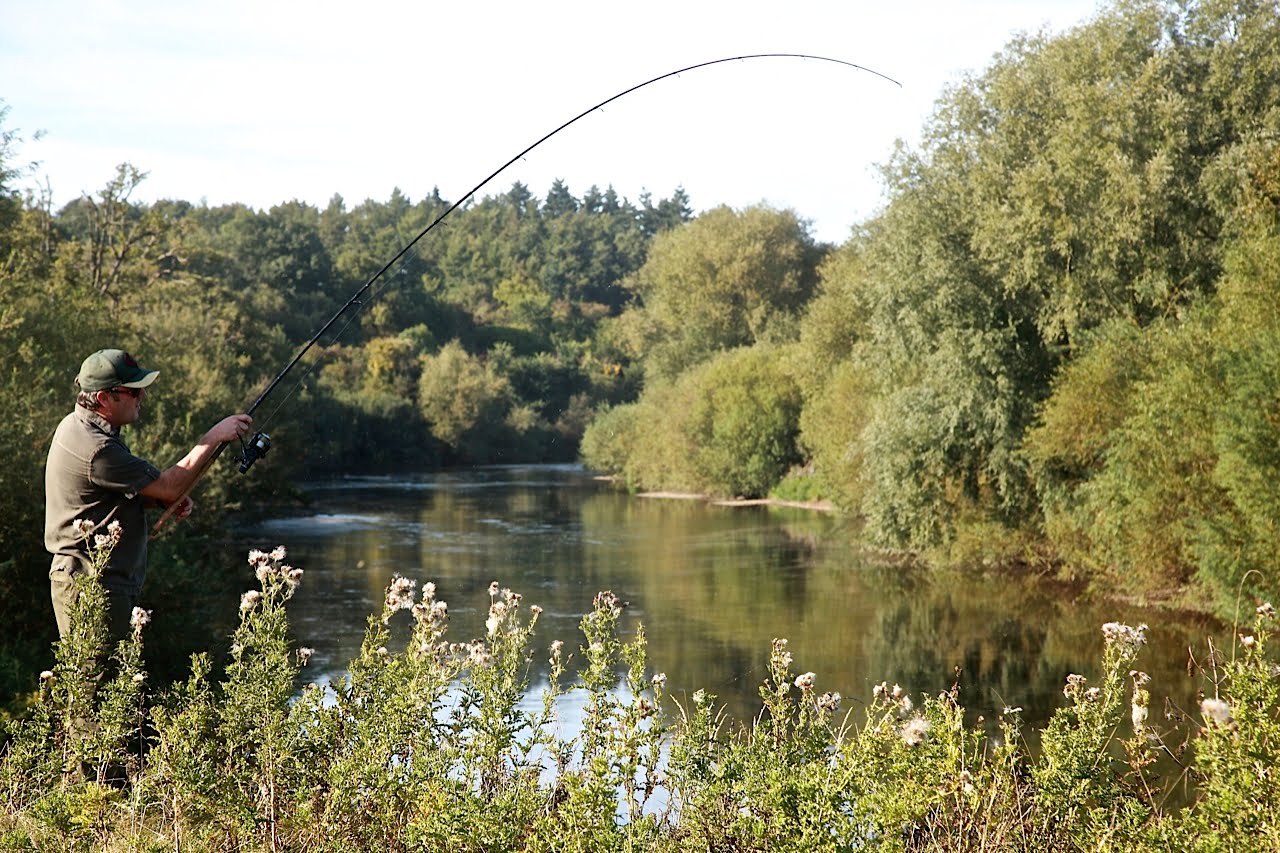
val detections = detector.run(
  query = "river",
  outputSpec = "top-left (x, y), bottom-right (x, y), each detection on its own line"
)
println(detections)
top-left (239, 464), bottom-right (1219, 735)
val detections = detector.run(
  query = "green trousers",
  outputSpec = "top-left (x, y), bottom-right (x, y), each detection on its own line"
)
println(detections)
top-left (49, 565), bottom-right (136, 644)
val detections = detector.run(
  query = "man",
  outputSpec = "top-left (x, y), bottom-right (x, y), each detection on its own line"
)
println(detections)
top-left (45, 348), bottom-right (252, 641)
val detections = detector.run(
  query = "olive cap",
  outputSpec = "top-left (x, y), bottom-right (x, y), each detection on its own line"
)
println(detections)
top-left (76, 349), bottom-right (159, 392)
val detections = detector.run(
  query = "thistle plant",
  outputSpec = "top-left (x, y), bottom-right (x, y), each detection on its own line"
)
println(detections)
top-left (9, 546), bottom-right (1280, 853)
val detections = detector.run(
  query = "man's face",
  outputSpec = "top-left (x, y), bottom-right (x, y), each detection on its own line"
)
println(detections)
top-left (97, 385), bottom-right (146, 427)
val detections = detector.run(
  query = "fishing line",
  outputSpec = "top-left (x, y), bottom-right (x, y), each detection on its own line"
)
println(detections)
top-left (153, 52), bottom-right (900, 532)
top-left (245, 53), bottom-right (899, 430)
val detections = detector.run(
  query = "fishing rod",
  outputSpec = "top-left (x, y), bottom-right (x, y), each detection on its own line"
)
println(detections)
top-left (152, 52), bottom-right (900, 534)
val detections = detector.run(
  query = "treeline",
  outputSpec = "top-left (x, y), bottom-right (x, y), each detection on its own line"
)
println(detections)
top-left (581, 0), bottom-right (1280, 613)
top-left (0, 138), bottom-right (692, 701)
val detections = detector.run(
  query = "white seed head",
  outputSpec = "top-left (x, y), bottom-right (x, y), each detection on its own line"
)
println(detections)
top-left (1201, 697), bottom-right (1233, 726)
top-left (901, 717), bottom-right (931, 746)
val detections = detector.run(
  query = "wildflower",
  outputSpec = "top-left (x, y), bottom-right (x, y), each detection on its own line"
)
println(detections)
top-left (240, 590), bottom-right (262, 613)
top-left (1130, 670), bottom-right (1150, 687)
top-left (39, 670), bottom-right (54, 683)
top-left (892, 683), bottom-right (905, 700)
top-left (269, 545), bottom-right (287, 562)
top-left (550, 639), bottom-right (564, 660)
top-left (594, 590), bottom-right (622, 614)
top-left (896, 695), bottom-right (915, 719)
top-left (430, 600), bottom-right (448, 620)
top-left (422, 581), bottom-right (436, 600)
top-left (772, 638), bottom-right (793, 671)
top-left (1084, 687), bottom-right (1102, 703)
top-left (530, 604), bottom-right (543, 618)
top-left (1241, 634), bottom-right (1257, 650)
top-left (297, 647), bottom-right (314, 666)
top-left (693, 689), bottom-right (707, 705)
top-left (816, 691), bottom-right (842, 713)
top-left (467, 642), bottom-right (492, 668)
top-left (1002, 706), bottom-right (1023, 716)
top-left (1200, 697), bottom-right (1233, 727)
top-left (130, 607), bottom-right (151, 631)
top-left (489, 580), bottom-right (500, 597)
top-left (255, 563), bottom-right (273, 584)
top-left (72, 518), bottom-right (95, 537)
top-left (1132, 702), bottom-right (1149, 728)
top-left (1258, 602), bottom-right (1276, 620)
top-left (873, 681), bottom-right (889, 703)
top-left (901, 716), bottom-right (931, 747)
top-left (652, 672), bottom-right (667, 689)
top-left (637, 697), bottom-right (653, 719)
top-left (376, 646), bottom-right (389, 657)
top-left (385, 575), bottom-right (417, 613)
top-left (106, 519), bottom-right (122, 540)
top-left (959, 769), bottom-right (975, 795)
top-left (247, 549), bottom-right (269, 566)
top-left (1101, 622), bottom-right (1148, 652)
top-left (794, 672), bottom-right (816, 691)
top-left (486, 600), bottom-right (508, 635)
top-left (94, 533), bottom-right (112, 550)
top-left (132, 672), bottom-right (146, 683)
top-left (286, 566), bottom-right (303, 583)
top-left (1064, 673), bottom-right (1088, 698)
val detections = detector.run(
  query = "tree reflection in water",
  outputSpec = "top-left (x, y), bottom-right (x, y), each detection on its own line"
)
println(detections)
top-left (241, 465), bottom-right (1219, 742)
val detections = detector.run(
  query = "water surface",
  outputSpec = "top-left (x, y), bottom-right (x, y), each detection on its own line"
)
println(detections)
top-left (239, 465), bottom-right (1220, 732)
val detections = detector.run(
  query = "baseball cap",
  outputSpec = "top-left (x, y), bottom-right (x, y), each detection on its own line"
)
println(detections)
top-left (76, 349), bottom-right (160, 392)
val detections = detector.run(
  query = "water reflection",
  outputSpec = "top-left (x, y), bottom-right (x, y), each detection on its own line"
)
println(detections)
top-left (238, 465), bottom-right (1220, 734)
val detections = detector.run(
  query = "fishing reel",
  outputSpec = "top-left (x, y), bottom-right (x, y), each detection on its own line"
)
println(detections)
top-left (238, 431), bottom-right (272, 474)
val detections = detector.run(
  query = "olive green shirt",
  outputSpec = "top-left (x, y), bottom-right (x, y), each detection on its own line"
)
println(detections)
top-left (45, 406), bottom-right (161, 593)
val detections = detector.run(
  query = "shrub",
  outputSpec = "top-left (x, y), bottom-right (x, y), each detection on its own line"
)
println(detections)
top-left (5, 538), bottom-right (1280, 851)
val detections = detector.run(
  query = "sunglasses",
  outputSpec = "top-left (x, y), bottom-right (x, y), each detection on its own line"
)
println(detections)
top-left (110, 387), bottom-right (143, 399)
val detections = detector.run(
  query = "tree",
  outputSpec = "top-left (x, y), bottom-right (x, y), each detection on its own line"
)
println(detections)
top-left (622, 204), bottom-right (822, 380)
top-left (417, 341), bottom-right (512, 461)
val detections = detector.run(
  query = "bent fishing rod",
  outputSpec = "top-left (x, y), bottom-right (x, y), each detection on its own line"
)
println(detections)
top-left (152, 52), bottom-right (900, 534)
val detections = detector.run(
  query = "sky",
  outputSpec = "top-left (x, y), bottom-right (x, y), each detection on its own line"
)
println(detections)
top-left (1, 0), bottom-right (1104, 244)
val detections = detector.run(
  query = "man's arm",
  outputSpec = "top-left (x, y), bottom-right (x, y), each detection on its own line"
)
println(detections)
top-left (140, 414), bottom-right (253, 504)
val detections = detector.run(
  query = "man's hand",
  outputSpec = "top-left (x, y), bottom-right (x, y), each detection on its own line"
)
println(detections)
top-left (209, 414), bottom-right (254, 445)
top-left (174, 495), bottom-right (194, 520)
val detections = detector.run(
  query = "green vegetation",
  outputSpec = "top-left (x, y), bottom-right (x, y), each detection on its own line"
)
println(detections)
top-left (0, 106), bottom-right (690, 705)
top-left (582, 0), bottom-right (1280, 614)
top-left (4, 0), bottom-right (1280, 814)
top-left (3, 543), bottom-right (1279, 851)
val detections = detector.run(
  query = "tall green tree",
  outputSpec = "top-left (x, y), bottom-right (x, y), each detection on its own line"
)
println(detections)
top-left (617, 204), bottom-right (822, 380)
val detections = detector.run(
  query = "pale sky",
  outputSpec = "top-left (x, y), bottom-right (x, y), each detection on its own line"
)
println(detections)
top-left (1, 0), bottom-right (1103, 244)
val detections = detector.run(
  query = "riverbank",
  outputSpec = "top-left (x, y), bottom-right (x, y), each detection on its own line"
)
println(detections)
top-left (639, 490), bottom-right (836, 512)
top-left (591, 477), bottom-right (837, 513)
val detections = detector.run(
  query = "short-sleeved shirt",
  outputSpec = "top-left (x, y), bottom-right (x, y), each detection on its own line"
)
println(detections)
top-left (45, 406), bottom-right (161, 594)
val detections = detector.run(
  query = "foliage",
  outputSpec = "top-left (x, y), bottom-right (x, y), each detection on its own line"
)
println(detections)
top-left (617, 204), bottom-right (823, 381)
top-left (582, 346), bottom-right (803, 498)
top-left (682, 346), bottom-right (804, 498)
top-left (792, 0), bottom-right (1280, 563)
top-left (6, 541), bottom-right (1280, 850)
